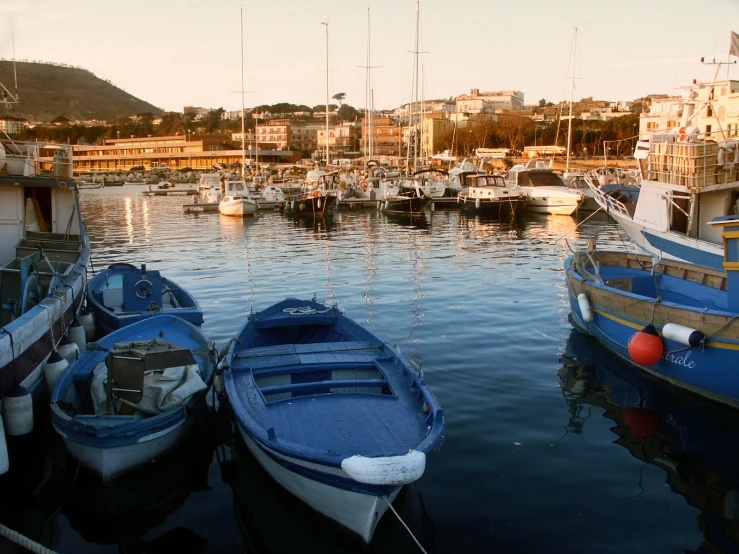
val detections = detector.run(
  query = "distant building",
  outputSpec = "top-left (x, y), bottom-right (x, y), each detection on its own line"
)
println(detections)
top-left (455, 89), bottom-right (525, 113)
top-left (639, 80), bottom-right (739, 139)
top-left (0, 116), bottom-right (25, 134)
top-left (183, 106), bottom-right (211, 121)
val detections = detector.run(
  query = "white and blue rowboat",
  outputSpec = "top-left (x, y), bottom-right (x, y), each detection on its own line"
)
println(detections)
top-left (223, 298), bottom-right (444, 543)
top-left (50, 315), bottom-right (216, 480)
top-left (565, 217), bottom-right (739, 410)
top-left (87, 263), bottom-right (203, 338)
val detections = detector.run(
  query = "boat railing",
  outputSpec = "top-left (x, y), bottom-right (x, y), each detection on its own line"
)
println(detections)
top-left (584, 171), bottom-right (630, 216)
top-left (642, 134), bottom-right (739, 189)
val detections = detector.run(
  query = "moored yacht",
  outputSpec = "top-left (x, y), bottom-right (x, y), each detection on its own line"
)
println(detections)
top-left (219, 180), bottom-right (258, 217)
top-left (504, 160), bottom-right (585, 215)
top-left (458, 174), bottom-right (521, 215)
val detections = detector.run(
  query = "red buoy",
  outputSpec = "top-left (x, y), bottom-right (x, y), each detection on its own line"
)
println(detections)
top-left (623, 407), bottom-right (660, 438)
top-left (628, 324), bottom-right (664, 366)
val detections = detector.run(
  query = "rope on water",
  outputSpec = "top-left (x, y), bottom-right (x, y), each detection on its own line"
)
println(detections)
top-left (0, 523), bottom-right (58, 554)
top-left (383, 496), bottom-right (428, 554)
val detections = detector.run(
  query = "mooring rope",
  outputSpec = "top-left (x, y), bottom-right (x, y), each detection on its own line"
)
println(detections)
top-left (0, 523), bottom-right (58, 554)
top-left (282, 305), bottom-right (333, 316)
top-left (383, 496), bottom-right (428, 554)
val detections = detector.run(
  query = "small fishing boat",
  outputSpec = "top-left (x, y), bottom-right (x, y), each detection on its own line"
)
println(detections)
top-left (458, 174), bottom-right (521, 215)
top-left (283, 189), bottom-right (337, 217)
top-left (50, 315), bottom-right (216, 480)
top-left (383, 185), bottom-right (427, 215)
top-left (197, 173), bottom-right (221, 198)
top-left (86, 263), bottom-right (203, 338)
top-left (219, 180), bottom-right (258, 217)
top-left (565, 217), bottom-right (739, 410)
top-left (223, 298), bottom-right (444, 542)
top-left (157, 181), bottom-right (174, 189)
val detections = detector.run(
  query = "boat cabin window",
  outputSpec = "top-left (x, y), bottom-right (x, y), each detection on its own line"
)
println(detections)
top-left (526, 171), bottom-right (565, 187)
top-left (229, 182), bottom-right (245, 192)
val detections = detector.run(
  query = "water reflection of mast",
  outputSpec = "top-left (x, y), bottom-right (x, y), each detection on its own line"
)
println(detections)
top-left (406, 230), bottom-right (426, 364)
top-left (362, 215), bottom-right (377, 331)
top-left (244, 231), bottom-right (255, 313)
top-left (324, 239), bottom-right (334, 303)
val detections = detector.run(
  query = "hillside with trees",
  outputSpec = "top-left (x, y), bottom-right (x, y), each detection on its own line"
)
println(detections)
top-left (0, 61), bottom-right (162, 121)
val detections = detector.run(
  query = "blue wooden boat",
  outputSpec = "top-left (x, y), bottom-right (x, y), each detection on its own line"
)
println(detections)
top-left (87, 263), bottom-right (203, 337)
top-left (565, 216), bottom-right (739, 410)
top-left (223, 298), bottom-right (444, 543)
top-left (50, 315), bottom-right (216, 480)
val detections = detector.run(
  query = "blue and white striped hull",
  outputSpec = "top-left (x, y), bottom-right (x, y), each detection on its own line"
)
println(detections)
top-left (236, 424), bottom-right (400, 543)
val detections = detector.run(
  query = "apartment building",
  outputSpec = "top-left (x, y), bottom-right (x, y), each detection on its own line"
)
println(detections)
top-left (362, 116), bottom-right (404, 156)
top-left (639, 80), bottom-right (739, 139)
top-left (455, 89), bottom-right (525, 113)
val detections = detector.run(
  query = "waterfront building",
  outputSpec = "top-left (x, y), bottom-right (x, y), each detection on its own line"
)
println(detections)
top-left (72, 134), bottom-right (300, 172)
top-left (361, 116), bottom-right (404, 157)
top-left (639, 80), bottom-right (739, 139)
top-left (421, 113), bottom-right (453, 158)
top-left (0, 116), bottom-right (25, 134)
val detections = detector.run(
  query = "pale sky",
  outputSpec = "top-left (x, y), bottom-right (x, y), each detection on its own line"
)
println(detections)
top-left (1, 0), bottom-right (738, 114)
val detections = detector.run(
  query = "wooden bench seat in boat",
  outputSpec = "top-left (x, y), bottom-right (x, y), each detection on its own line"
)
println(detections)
top-left (16, 237), bottom-right (82, 265)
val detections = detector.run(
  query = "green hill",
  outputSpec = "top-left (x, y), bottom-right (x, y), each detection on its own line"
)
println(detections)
top-left (0, 61), bottom-right (162, 122)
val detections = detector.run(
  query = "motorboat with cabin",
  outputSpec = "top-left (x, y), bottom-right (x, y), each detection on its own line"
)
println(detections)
top-left (219, 180), bottom-right (258, 217)
top-left (197, 173), bottom-right (221, 198)
top-left (504, 159), bottom-right (585, 215)
top-left (458, 174), bottom-right (522, 215)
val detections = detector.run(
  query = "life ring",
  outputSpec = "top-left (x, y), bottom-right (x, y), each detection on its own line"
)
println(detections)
top-left (359, 179), bottom-right (368, 191)
top-left (312, 190), bottom-right (320, 197)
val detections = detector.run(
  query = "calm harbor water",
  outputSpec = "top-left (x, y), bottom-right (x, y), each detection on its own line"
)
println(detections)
top-left (3, 184), bottom-right (739, 553)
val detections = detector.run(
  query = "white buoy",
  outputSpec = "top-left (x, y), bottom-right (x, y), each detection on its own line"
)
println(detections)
top-left (214, 373), bottom-right (225, 395)
top-left (3, 387), bottom-right (33, 436)
top-left (79, 308), bottom-right (95, 341)
top-left (68, 320), bottom-right (86, 353)
top-left (661, 323), bottom-right (704, 347)
top-left (317, 198), bottom-right (322, 209)
top-left (0, 414), bottom-right (9, 474)
top-left (577, 293), bottom-right (593, 323)
top-left (57, 335), bottom-right (79, 363)
top-left (475, 197), bottom-right (481, 209)
top-left (44, 350), bottom-right (68, 395)
top-left (384, 200), bottom-right (389, 211)
top-left (290, 199), bottom-right (295, 210)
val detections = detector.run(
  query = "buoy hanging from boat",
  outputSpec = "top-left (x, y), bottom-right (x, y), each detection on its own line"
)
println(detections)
top-left (68, 319), bottom-right (86, 353)
top-left (57, 335), bottom-right (79, 363)
top-left (79, 307), bottom-right (95, 340)
top-left (3, 386), bottom-right (33, 436)
top-left (475, 197), bottom-right (481, 209)
top-left (628, 324), bottom-right (664, 366)
top-left (661, 323), bottom-right (705, 347)
top-left (0, 414), bottom-right (9, 475)
top-left (577, 293), bottom-right (593, 323)
top-left (44, 349), bottom-right (68, 395)
top-left (317, 198), bottom-right (322, 209)
top-left (623, 407), bottom-right (660, 438)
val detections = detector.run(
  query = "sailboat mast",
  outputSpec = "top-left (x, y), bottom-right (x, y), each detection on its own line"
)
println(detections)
top-left (240, 8), bottom-right (246, 177)
top-left (421, 65), bottom-right (425, 166)
top-left (367, 8), bottom-right (373, 160)
top-left (323, 22), bottom-right (330, 166)
top-left (566, 27), bottom-right (577, 174)
top-left (413, 0), bottom-right (420, 172)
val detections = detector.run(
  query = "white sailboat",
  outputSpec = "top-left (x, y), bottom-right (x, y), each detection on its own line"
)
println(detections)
top-left (219, 10), bottom-right (258, 218)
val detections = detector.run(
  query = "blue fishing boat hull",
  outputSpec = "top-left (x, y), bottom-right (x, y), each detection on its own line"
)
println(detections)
top-left (87, 263), bottom-right (203, 337)
top-left (224, 298), bottom-right (444, 542)
top-left (565, 251), bottom-right (739, 409)
top-left (50, 315), bottom-right (215, 480)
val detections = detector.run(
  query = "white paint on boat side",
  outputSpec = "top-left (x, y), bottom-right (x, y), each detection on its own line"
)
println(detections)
top-left (54, 417), bottom-right (189, 481)
top-left (237, 426), bottom-right (399, 543)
